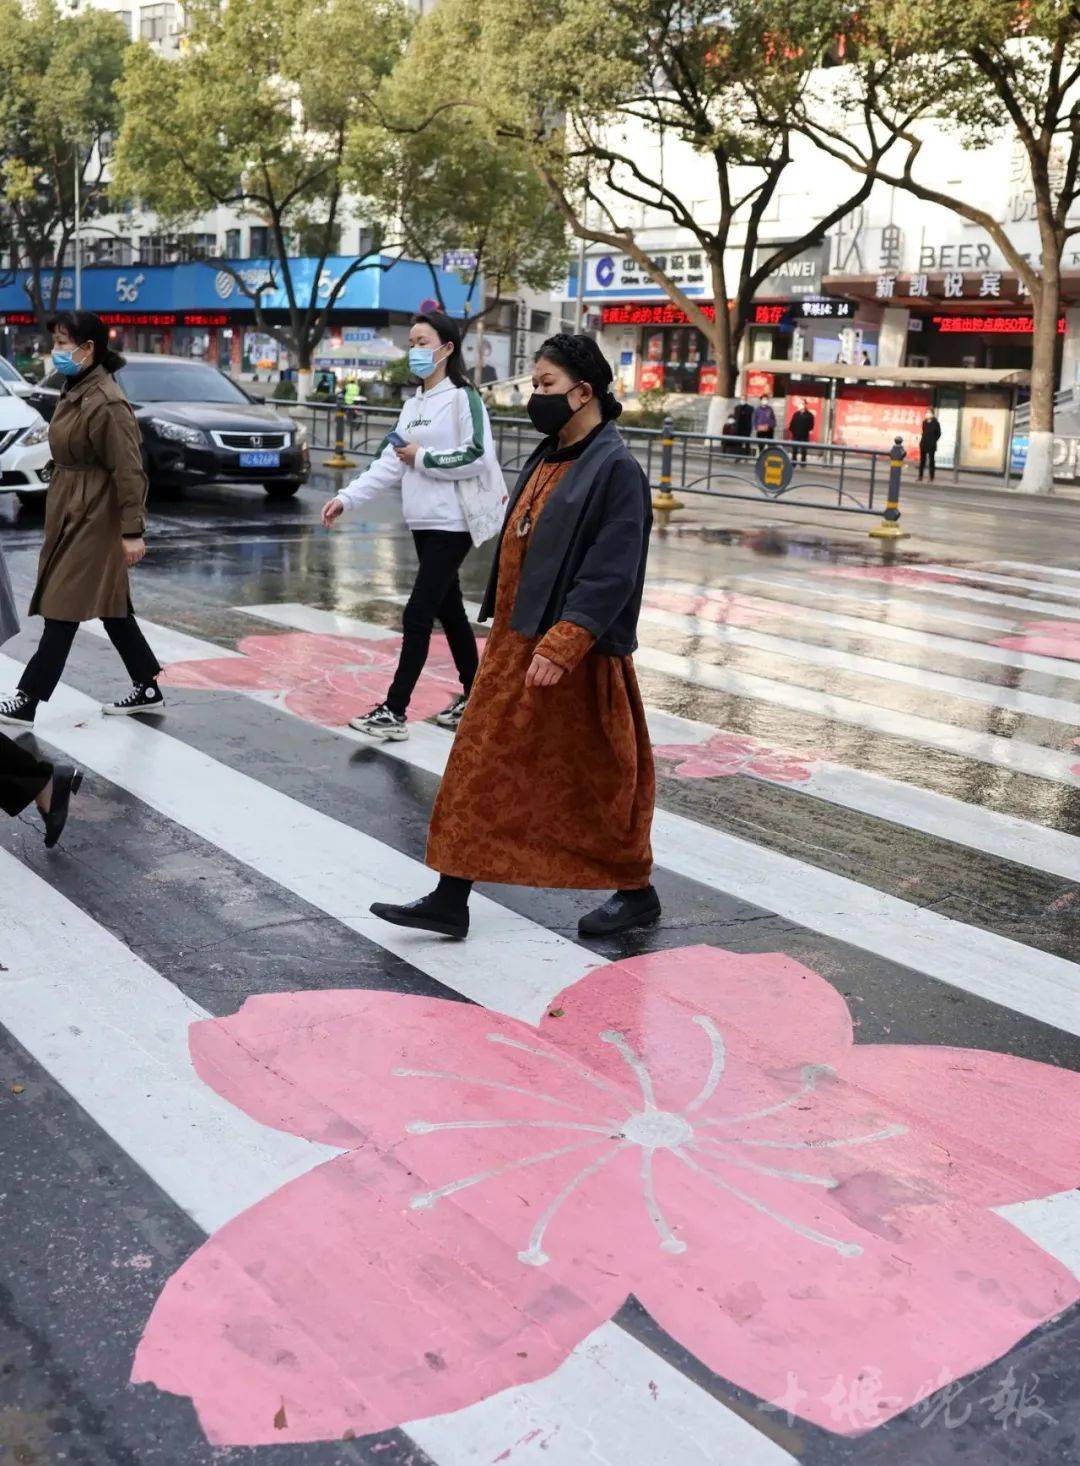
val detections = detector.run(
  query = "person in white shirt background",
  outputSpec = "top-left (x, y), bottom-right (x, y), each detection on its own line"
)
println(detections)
top-left (321, 310), bottom-right (501, 740)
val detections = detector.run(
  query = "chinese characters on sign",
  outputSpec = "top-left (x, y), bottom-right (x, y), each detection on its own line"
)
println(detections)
top-left (588, 251), bottom-right (707, 296)
top-left (875, 271), bottom-right (1013, 301)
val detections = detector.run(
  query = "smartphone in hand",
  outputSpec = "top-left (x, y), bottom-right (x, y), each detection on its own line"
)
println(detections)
top-left (386, 431), bottom-right (407, 449)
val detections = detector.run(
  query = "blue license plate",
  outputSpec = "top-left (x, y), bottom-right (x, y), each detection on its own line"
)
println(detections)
top-left (239, 450), bottom-right (280, 468)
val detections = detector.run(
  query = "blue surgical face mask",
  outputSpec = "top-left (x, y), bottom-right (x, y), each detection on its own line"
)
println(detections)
top-left (52, 348), bottom-right (84, 377)
top-left (408, 344), bottom-right (444, 380)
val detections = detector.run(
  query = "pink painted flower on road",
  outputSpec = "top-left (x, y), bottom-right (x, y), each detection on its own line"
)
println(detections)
top-left (655, 731), bottom-right (824, 784)
top-left (644, 587), bottom-right (772, 628)
top-left (995, 620), bottom-right (1080, 663)
top-left (822, 565), bottom-right (965, 587)
top-left (162, 630), bottom-right (463, 726)
top-left (133, 948), bottom-right (1080, 1445)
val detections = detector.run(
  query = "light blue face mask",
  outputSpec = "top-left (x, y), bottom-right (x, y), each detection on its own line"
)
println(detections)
top-left (408, 344), bottom-right (445, 380)
top-left (52, 348), bottom-right (85, 377)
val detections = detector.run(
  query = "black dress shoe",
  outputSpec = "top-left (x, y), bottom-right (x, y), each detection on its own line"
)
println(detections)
top-left (43, 765), bottom-right (83, 849)
top-left (370, 897), bottom-right (470, 941)
top-left (578, 885), bottom-right (662, 937)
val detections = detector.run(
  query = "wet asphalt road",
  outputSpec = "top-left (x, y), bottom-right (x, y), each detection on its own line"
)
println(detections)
top-left (0, 455), bottom-right (1078, 1465)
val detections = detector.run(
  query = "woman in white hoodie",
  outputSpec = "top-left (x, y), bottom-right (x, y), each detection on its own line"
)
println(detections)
top-left (321, 310), bottom-right (501, 740)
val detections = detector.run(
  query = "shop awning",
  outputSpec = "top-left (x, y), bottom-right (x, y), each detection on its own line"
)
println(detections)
top-left (750, 359), bottom-right (1030, 387)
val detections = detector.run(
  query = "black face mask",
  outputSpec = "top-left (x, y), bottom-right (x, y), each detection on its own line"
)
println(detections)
top-left (527, 386), bottom-right (586, 437)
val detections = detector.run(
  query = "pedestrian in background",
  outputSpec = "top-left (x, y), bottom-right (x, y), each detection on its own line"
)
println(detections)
top-left (753, 394), bottom-right (776, 443)
top-left (919, 409), bottom-right (942, 481)
top-left (0, 541), bottom-right (81, 846)
top-left (321, 309), bottom-right (504, 739)
top-left (733, 397), bottom-right (754, 455)
top-left (370, 332), bottom-right (659, 942)
top-left (0, 311), bottom-right (163, 729)
top-left (788, 398), bottom-right (815, 463)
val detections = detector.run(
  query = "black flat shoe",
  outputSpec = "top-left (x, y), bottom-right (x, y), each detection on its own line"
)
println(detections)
top-left (43, 765), bottom-right (82, 849)
top-left (370, 898), bottom-right (469, 941)
top-left (578, 886), bottom-right (662, 937)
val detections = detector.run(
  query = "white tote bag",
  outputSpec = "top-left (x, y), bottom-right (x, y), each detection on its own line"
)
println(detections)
top-left (456, 455), bottom-right (508, 547)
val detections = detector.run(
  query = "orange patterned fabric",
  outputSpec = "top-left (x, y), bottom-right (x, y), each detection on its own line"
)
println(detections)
top-left (426, 457), bottom-right (654, 889)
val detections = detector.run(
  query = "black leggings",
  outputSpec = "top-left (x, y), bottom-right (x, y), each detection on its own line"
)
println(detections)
top-left (0, 731), bottom-right (51, 817)
top-left (918, 446), bottom-right (936, 481)
top-left (19, 615), bottom-right (161, 703)
top-left (386, 530), bottom-right (478, 716)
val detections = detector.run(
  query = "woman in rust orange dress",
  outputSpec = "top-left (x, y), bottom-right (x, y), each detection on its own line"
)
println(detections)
top-left (371, 333), bottom-right (658, 940)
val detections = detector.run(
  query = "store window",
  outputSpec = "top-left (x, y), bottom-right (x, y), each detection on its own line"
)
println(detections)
top-left (639, 326), bottom-right (712, 393)
top-left (178, 233), bottom-right (217, 260)
top-left (224, 229), bottom-right (241, 259)
top-left (91, 236), bottom-right (132, 266)
top-left (248, 227), bottom-right (271, 257)
top-left (529, 309), bottom-right (551, 334)
top-left (139, 234), bottom-right (174, 265)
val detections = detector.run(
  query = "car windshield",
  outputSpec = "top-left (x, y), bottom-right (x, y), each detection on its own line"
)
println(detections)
top-left (0, 356), bottom-right (25, 384)
top-left (115, 360), bottom-right (250, 405)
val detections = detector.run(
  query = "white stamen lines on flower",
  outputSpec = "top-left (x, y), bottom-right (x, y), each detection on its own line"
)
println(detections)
top-left (683, 1016), bottom-right (726, 1114)
top-left (519, 1143), bottom-right (631, 1267)
top-left (406, 1118), bottom-right (619, 1137)
top-left (393, 1066), bottom-right (596, 1115)
top-left (674, 1148), bottom-right (862, 1259)
top-left (697, 1062), bottom-right (834, 1129)
top-left (688, 1138), bottom-right (837, 1189)
top-left (722, 1123), bottom-right (907, 1151)
top-left (486, 1033), bottom-right (632, 1105)
top-left (601, 1030), bottom-right (658, 1110)
top-left (641, 1148), bottom-right (687, 1254)
top-left (410, 1137), bottom-right (611, 1212)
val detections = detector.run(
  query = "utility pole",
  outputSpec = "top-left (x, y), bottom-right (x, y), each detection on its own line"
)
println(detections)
top-left (73, 144), bottom-right (82, 309)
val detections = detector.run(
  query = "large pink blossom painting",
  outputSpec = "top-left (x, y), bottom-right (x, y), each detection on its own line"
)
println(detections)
top-left (162, 630), bottom-right (464, 726)
top-left (132, 947), bottom-right (1080, 1445)
top-left (994, 620), bottom-right (1080, 663)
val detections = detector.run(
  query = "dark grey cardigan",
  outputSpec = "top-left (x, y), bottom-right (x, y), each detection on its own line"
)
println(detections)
top-left (0, 545), bottom-right (17, 646)
top-left (479, 421), bottom-right (652, 656)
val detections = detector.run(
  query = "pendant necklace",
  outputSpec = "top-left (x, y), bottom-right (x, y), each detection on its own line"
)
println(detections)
top-left (516, 462), bottom-right (562, 538)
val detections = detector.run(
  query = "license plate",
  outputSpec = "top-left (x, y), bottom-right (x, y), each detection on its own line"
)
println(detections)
top-left (239, 450), bottom-right (280, 468)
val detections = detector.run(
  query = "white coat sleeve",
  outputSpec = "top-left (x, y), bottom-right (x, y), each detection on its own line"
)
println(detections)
top-left (336, 413), bottom-right (407, 510)
top-left (420, 387), bottom-right (492, 481)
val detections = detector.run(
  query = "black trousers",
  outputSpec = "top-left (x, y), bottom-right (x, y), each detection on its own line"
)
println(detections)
top-left (19, 615), bottom-right (161, 703)
top-left (386, 530), bottom-right (478, 716)
top-left (918, 446), bottom-right (936, 481)
top-left (792, 439), bottom-right (810, 463)
top-left (0, 731), bottom-right (51, 817)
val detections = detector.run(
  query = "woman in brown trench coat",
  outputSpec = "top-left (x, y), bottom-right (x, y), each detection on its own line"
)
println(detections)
top-left (0, 311), bottom-right (164, 728)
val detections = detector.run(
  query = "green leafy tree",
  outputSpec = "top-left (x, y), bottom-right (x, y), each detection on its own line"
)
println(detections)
top-left (793, 0), bottom-right (1080, 493)
top-left (0, 0), bottom-right (128, 332)
top-left (113, 0), bottom-right (408, 393)
top-left (395, 0), bottom-right (881, 428)
top-left (350, 56), bottom-right (568, 380)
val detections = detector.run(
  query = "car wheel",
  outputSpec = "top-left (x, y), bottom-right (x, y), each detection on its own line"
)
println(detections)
top-left (264, 480), bottom-right (303, 500)
top-left (15, 491), bottom-right (45, 509)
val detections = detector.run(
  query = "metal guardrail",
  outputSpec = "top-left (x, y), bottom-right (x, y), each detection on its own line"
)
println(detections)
top-left (287, 402), bottom-right (907, 531)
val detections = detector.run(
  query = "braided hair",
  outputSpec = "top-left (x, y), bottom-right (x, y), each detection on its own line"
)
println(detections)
top-left (535, 333), bottom-right (623, 421)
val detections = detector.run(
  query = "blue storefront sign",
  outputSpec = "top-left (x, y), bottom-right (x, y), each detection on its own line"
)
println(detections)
top-left (0, 255), bottom-right (474, 320)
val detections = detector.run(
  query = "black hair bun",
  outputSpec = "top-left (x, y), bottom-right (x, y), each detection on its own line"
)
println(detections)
top-left (101, 348), bottom-right (127, 375)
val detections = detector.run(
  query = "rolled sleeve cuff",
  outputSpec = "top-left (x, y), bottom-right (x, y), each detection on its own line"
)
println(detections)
top-left (535, 619), bottom-right (596, 673)
top-left (121, 521), bottom-right (145, 538)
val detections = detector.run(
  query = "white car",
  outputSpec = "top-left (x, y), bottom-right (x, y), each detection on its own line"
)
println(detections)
top-left (0, 380), bottom-right (51, 505)
top-left (0, 353), bottom-right (37, 401)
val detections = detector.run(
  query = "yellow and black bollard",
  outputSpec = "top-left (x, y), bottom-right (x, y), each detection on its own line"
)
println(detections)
top-left (324, 397), bottom-right (357, 470)
top-left (652, 414), bottom-right (684, 528)
top-left (869, 435), bottom-right (910, 541)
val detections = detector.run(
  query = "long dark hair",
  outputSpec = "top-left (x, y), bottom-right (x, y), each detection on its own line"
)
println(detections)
top-left (411, 309), bottom-right (470, 389)
top-left (47, 309), bottom-right (125, 375)
top-left (535, 333), bottom-right (622, 421)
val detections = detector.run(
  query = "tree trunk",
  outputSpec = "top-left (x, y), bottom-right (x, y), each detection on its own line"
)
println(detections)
top-left (295, 340), bottom-right (314, 403)
top-left (704, 261), bottom-right (735, 436)
top-left (473, 311), bottom-right (486, 388)
top-left (1017, 262), bottom-right (1060, 495)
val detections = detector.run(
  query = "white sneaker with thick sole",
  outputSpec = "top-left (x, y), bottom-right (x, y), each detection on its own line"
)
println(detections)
top-left (434, 694), bottom-right (468, 731)
top-left (348, 702), bottom-right (409, 741)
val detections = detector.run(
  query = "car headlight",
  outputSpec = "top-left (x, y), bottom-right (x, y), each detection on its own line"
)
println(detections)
top-left (291, 422), bottom-right (307, 447)
top-left (150, 417), bottom-right (207, 446)
top-left (20, 421), bottom-right (50, 447)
